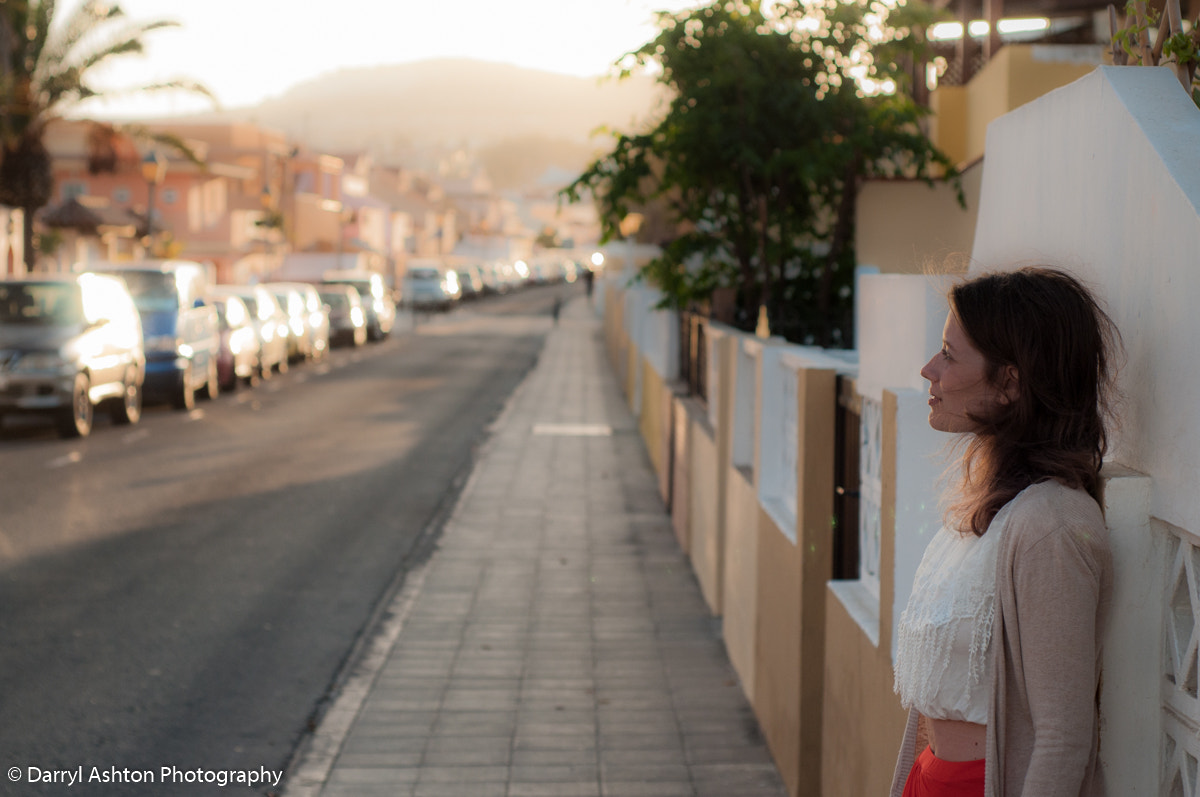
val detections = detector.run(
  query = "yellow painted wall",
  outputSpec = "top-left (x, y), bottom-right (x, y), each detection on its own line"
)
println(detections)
top-left (688, 408), bottom-right (721, 612)
top-left (929, 86), bottom-right (968, 166)
top-left (636, 362), bottom-right (680, 511)
top-left (626, 344), bottom-right (639, 413)
top-left (821, 390), bottom-right (905, 797)
top-left (754, 367), bottom-right (837, 797)
top-left (933, 45), bottom-right (1102, 167)
top-left (604, 285), bottom-right (626, 382)
top-left (755, 505), bottom-right (804, 796)
top-left (723, 464), bottom-right (759, 703)
top-left (638, 360), bottom-right (668, 487)
top-left (671, 397), bottom-right (692, 553)
top-left (820, 594), bottom-right (909, 797)
top-left (856, 162), bottom-right (983, 275)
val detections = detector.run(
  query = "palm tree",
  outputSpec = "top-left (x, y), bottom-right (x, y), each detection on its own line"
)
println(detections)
top-left (0, 0), bottom-right (213, 270)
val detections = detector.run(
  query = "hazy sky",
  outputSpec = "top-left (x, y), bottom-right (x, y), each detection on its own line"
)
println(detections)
top-left (68, 0), bottom-right (701, 118)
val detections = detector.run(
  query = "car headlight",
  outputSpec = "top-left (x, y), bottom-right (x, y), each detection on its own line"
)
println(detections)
top-left (10, 351), bottom-right (70, 374)
top-left (145, 334), bottom-right (182, 354)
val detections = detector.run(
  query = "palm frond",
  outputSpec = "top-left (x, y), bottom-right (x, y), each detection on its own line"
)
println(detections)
top-left (76, 20), bottom-right (177, 72)
top-left (117, 124), bottom-right (209, 169)
top-left (29, 0), bottom-right (56, 72)
top-left (50, 77), bottom-right (219, 120)
top-left (40, 0), bottom-right (125, 71)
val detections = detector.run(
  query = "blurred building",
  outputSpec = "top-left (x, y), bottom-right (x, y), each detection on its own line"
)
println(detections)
top-left (856, 0), bottom-right (1121, 276)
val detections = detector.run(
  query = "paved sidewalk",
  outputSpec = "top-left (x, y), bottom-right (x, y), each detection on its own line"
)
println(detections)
top-left (283, 297), bottom-right (787, 797)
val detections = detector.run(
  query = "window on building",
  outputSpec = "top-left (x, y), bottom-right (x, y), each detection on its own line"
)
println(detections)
top-left (113, 187), bottom-right (130, 203)
top-left (62, 182), bottom-right (86, 200)
top-left (162, 188), bottom-right (178, 205)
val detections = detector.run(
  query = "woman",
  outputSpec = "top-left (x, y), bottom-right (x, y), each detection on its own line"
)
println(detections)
top-left (890, 267), bottom-right (1121, 797)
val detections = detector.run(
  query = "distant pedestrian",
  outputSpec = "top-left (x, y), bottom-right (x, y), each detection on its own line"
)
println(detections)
top-left (584, 268), bottom-right (595, 297)
top-left (551, 296), bottom-right (562, 325)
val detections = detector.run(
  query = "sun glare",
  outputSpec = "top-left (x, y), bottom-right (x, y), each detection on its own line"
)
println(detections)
top-left (929, 16), bottom-right (1049, 40)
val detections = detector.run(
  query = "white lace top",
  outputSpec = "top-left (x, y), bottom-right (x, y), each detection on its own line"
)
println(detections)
top-left (893, 514), bottom-right (1009, 724)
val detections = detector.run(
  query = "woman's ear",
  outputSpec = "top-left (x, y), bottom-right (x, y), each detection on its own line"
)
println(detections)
top-left (998, 365), bottom-right (1020, 405)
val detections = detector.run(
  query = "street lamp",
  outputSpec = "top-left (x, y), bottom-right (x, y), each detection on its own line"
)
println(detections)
top-left (141, 149), bottom-right (167, 249)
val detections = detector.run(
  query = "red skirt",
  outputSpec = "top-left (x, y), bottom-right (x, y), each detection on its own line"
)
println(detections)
top-left (901, 745), bottom-right (985, 797)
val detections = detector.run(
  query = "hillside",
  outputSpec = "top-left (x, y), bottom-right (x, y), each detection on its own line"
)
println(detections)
top-left (171, 58), bottom-right (668, 183)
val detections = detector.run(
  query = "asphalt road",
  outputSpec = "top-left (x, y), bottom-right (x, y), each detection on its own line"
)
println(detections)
top-left (0, 282), bottom-right (582, 796)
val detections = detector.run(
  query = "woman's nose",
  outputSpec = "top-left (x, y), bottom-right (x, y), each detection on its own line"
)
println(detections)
top-left (920, 357), bottom-right (937, 383)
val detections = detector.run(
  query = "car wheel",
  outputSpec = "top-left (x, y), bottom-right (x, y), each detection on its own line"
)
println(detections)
top-left (202, 356), bottom-right (220, 400)
top-left (258, 354), bottom-right (272, 382)
top-left (110, 368), bottom-right (142, 425)
top-left (57, 373), bottom-right (93, 438)
top-left (275, 355), bottom-right (288, 375)
top-left (171, 367), bottom-right (196, 411)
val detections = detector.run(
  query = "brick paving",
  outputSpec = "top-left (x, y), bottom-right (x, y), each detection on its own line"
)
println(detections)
top-left (282, 296), bottom-right (787, 797)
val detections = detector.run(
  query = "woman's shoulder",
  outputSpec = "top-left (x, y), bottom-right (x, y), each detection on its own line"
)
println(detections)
top-left (995, 480), bottom-right (1108, 554)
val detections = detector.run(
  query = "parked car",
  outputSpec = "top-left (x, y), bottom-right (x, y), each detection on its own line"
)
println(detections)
top-left (210, 294), bottom-right (260, 391)
top-left (475, 262), bottom-right (499, 297)
top-left (321, 271), bottom-right (395, 341)
top-left (265, 284), bottom-right (306, 362)
top-left (209, 284), bottom-right (288, 379)
top-left (85, 260), bottom-right (219, 410)
top-left (0, 273), bottom-right (145, 437)
top-left (455, 266), bottom-right (484, 301)
top-left (265, 282), bottom-right (330, 362)
top-left (404, 266), bottom-right (460, 311)
top-left (317, 285), bottom-right (367, 347)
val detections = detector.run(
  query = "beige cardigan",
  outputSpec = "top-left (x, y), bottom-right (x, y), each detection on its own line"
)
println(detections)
top-left (890, 480), bottom-right (1112, 797)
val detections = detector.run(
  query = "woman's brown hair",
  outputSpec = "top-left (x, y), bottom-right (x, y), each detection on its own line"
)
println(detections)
top-left (947, 267), bottom-right (1122, 536)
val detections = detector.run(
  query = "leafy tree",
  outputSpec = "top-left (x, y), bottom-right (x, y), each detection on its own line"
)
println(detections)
top-left (534, 225), bottom-right (562, 249)
top-left (562, 0), bottom-right (958, 346)
top-left (0, 0), bottom-right (213, 270)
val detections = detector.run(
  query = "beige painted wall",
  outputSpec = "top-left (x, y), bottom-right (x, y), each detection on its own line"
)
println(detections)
top-left (929, 85), bottom-right (968, 166)
top-left (753, 366), bottom-right (837, 797)
top-left (856, 162), bottom-right (983, 275)
top-left (958, 45), bottom-right (1101, 166)
top-left (671, 398), bottom-right (692, 553)
top-left (604, 286), bottom-right (627, 384)
top-left (638, 362), bottom-right (674, 507)
top-left (822, 390), bottom-right (903, 796)
top-left (755, 504), bottom-right (804, 796)
top-left (820, 595), bottom-right (909, 797)
top-left (723, 465), bottom-right (759, 703)
top-left (688, 408), bottom-right (722, 613)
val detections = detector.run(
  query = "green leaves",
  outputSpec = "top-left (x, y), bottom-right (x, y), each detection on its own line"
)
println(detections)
top-left (562, 0), bottom-right (955, 344)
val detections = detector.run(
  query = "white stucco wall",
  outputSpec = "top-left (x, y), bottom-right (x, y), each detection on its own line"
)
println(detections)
top-left (971, 65), bottom-right (1200, 533)
top-left (856, 274), bottom-right (951, 402)
top-left (891, 389), bottom-right (957, 660)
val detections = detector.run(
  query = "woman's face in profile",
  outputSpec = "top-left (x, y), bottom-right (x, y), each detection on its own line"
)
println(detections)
top-left (919, 312), bottom-right (1004, 433)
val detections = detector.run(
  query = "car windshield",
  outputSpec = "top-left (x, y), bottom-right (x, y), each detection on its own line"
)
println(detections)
top-left (0, 283), bottom-right (83, 325)
top-left (409, 268), bottom-right (439, 281)
top-left (107, 270), bottom-right (178, 313)
top-left (320, 292), bottom-right (348, 308)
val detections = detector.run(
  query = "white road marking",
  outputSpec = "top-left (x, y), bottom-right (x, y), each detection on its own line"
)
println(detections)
top-left (46, 451), bottom-right (83, 469)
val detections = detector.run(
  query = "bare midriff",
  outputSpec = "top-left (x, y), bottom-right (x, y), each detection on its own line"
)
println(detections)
top-left (925, 716), bottom-right (987, 762)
